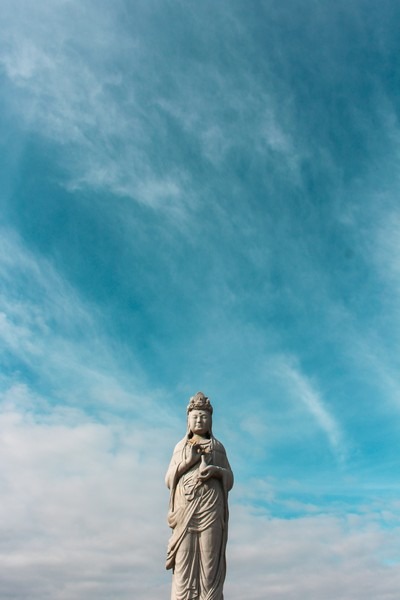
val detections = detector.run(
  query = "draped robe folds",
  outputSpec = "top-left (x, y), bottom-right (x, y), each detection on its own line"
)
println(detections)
top-left (166, 436), bottom-right (233, 600)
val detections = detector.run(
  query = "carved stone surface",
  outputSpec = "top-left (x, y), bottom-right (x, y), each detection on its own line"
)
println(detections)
top-left (165, 392), bottom-right (233, 600)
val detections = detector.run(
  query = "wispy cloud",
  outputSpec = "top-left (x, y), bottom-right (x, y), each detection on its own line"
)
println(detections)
top-left (373, 209), bottom-right (400, 297)
top-left (271, 356), bottom-right (347, 462)
top-left (0, 0), bottom-right (306, 214)
top-left (0, 227), bottom-right (159, 416)
top-left (0, 0), bottom-right (188, 212)
top-left (327, 204), bottom-right (400, 409)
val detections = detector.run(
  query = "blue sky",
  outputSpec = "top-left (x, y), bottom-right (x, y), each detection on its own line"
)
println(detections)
top-left (1, 1), bottom-right (400, 598)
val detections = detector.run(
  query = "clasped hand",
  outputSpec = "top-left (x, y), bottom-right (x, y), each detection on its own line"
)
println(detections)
top-left (198, 464), bottom-right (219, 481)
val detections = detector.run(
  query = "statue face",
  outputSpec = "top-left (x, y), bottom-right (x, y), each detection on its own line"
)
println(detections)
top-left (188, 409), bottom-right (211, 436)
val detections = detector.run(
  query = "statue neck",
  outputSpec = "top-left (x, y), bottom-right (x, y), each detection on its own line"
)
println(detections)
top-left (190, 433), bottom-right (211, 443)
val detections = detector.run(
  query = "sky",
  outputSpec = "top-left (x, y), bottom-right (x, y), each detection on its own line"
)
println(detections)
top-left (1, 0), bottom-right (400, 598)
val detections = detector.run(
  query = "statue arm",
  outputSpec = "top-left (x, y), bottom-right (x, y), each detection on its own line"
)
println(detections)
top-left (198, 447), bottom-right (234, 491)
top-left (165, 441), bottom-right (201, 489)
top-left (222, 455), bottom-right (234, 491)
top-left (215, 441), bottom-right (234, 491)
top-left (198, 462), bottom-right (233, 490)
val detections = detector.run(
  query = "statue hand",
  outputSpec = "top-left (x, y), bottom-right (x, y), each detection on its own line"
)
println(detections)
top-left (198, 465), bottom-right (220, 481)
top-left (187, 442), bottom-right (202, 466)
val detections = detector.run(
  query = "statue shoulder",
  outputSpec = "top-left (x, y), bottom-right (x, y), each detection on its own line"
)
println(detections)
top-left (212, 437), bottom-right (227, 455)
top-left (172, 436), bottom-right (187, 454)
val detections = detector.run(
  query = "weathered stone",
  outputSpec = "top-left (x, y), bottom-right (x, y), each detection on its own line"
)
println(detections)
top-left (165, 392), bottom-right (233, 600)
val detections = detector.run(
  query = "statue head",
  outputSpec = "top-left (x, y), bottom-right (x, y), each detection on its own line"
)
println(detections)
top-left (187, 391), bottom-right (213, 415)
top-left (187, 392), bottom-right (213, 438)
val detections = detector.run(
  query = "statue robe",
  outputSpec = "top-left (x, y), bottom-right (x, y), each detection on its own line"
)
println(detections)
top-left (166, 436), bottom-right (233, 600)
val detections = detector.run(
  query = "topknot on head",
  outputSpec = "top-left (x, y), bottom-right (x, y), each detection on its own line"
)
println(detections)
top-left (187, 391), bottom-right (213, 414)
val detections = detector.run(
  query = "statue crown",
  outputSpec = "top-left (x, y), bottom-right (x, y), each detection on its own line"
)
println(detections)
top-left (187, 391), bottom-right (213, 414)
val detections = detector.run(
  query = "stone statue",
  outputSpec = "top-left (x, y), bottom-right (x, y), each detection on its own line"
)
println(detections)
top-left (165, 392), bottom-right (234, 600)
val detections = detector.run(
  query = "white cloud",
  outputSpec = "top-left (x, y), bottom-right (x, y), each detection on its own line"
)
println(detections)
top-left (1, 391), bottom-right (399, 600)
top-left (0, 388), bottom-right (171, 600)
top-left (226, 504), bottom-right (400, 600)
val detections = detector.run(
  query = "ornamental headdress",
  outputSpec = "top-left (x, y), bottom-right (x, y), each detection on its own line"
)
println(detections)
top-left (187, 391), bottom-right (213, 414)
